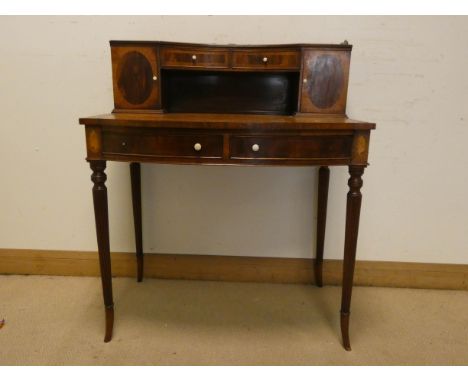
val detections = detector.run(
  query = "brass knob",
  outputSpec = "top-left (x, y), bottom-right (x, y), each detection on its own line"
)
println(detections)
top-left (121, 142), bottom-right (126, 147)
top-left (252, 144), bottom-right (260, 152)
top-left (194, 143), bottom-right (202, 151)
top-left (152, 75), bottom-right (158, 81)
top-left (262, 57), bottom-right (268, 63)
top-left (192, 55), bottom-right (197, 61)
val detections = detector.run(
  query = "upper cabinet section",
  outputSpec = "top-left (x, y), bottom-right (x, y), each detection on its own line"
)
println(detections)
top-left (110, 41), bottom-right (352, 115)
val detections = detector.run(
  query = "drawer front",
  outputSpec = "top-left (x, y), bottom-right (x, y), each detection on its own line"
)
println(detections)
top-left (160, 47), bottom-right (230, 69)
top-left (232, 49), bottom-right (301, 70)
top-left (102, 131), bottom-right (223, 158)
top-left (230, 135), bottom-right (352, 160)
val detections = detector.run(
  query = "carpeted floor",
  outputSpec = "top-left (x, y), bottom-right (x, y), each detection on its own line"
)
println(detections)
top-left (0, 275), bottom-right (467, 365)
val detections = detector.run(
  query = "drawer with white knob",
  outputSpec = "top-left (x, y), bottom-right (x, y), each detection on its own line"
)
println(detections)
top-left (232, 49), bottom-right (300, 70)
top-left (229, 135), bottom-right (353, 160)
top-left (160, 47), bottom-right (230, 69)
top-left (102, 130), bottom-right (223, 159)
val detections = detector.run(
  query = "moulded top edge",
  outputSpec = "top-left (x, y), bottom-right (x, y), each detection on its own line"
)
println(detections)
top-left (78, 113), bottom-right (374, 130)
top-left (109, 40), bottom-right (353, 50)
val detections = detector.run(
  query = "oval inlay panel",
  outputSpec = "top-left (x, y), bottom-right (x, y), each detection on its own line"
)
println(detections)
top-left (117, 51), bottom-right (153, 105)
top-left (307, 54), bottom-right (343, 109)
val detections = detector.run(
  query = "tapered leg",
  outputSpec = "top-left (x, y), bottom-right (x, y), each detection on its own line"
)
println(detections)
top-left (130, 162), bottom-right (144, 282)
top-left (90, 160), bottom-right (114, 342)
top-left (340, 165), bottom-right (365, 351)
top-left (315, 166), bottom-right (330, 287)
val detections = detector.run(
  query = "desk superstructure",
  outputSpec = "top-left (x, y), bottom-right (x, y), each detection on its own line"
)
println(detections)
top-left (79, 40), bottom-right (375, 350)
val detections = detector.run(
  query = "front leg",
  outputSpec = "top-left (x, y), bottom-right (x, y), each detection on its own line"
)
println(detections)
top-left (89, 160), bottom-right (114, 342)
top-left (315, 166), bottom-right (330, 287)
top-left (130, 162), bottom-right (144, 282)
top-left (340, 165), bottom-right (365, 351)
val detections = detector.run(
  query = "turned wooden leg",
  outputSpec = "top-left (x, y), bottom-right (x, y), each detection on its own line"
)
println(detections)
top-left (130, 162), bottom-right (144, 282)
top-left (315, 166), bottom-right (329, 287)
top-left (90, 160), bottom-right (114, 342)
top-left (340, 165), bottom-right (365, 351)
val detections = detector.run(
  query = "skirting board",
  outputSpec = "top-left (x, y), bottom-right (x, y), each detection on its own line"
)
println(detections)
top-left (0, 248), bottom-right (467, 290)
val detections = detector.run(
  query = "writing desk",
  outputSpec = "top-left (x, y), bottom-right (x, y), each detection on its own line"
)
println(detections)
top-left (79, 40), bottom-right (375, 351)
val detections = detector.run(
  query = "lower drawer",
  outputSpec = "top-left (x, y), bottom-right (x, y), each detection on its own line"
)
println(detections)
top-left (102, 131), bottom-right (223, 159)
top-left (230, 135), bottom-right (352, 160)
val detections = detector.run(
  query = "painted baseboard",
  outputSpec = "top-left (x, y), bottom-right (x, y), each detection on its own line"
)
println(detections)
top-left (0, 248), bottom-right (467, 290)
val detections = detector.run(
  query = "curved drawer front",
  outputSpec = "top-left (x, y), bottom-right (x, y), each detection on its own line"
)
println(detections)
top-left (230, 135), bottom-right (352, 160)
top-left (232, 49), bottom-right (301, 70)
top-left (102, 131), bottom-right (223, 158)
top-left (160, 47), bottom-right (230, 69)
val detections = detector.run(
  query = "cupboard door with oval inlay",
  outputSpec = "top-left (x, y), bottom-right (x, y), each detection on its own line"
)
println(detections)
top-left (300, 49), bottom-right (350, 114)
top-left (111, 45), bottom-right (161, 110)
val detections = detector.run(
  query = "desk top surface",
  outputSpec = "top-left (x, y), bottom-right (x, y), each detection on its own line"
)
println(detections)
top-left (110, 40), bottom-right (353, 50)
top-left (79, 113), bottom-right (375, 131)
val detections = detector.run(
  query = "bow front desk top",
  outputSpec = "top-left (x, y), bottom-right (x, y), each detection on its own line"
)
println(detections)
top-left (80, 113), bottom-right (372, 129)
top-left (79, 40), bottom-right (375, 351)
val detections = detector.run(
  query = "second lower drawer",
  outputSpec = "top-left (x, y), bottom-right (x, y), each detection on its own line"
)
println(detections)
top-left (230, 135), bottom-right (352, 160)
top-left (102, 131), bottom-right (224, 158)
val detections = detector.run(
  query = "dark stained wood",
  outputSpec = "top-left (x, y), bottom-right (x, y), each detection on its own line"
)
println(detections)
top-left (117, 51), bottom-right (153, 105)
top-left (341, 165), bottom-right (365, 351)
top-left (81, 40), bottom-right (374, 350)
top-left (89, 160), bottom-right (114, 342)
top-left (130, 162), bottom-right (144, 282)
top-left (300, 49), bottom-right (350, 114)
top-left (102, 129), bottom-right (224, 159)
top-left (111, 40), bottom-right (353, 50)
top-left (315, 166), bottom-right (330, 287)
top-left (110, 42), bottom-right (355, 115)
top-left (230, 135), bottom-right (352, 160)
top-left (104, 308), bottom-right (114, 343)
top-left (232, 49), bottom-right (300, 70)
top-left (103, 154), bottom-right (351, 167)
top-left (79, 113), bottom-right (376, 130)
top-left (111, 45), bottom-right (160, 111)
top-left (308, 55), bottom-right (344, 108)
top-left (160, 47), bottom-right (229, 69)
top-left (222, 134), bottom-right (229, 159)
top-left (161, 70), bottom-right (299, 115)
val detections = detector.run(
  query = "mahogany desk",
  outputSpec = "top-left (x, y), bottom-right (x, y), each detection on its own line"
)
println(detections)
top-left (79, 40), bottom-right (375, 351)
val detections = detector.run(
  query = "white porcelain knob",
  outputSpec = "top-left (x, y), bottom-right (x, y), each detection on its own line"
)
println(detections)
top-left (263, 57), bottom-right (268, 63)
top-left (192, 55), bottom-right (197, 61)
top-left (303, 78), bottom-right (308, 83)
top-left (152, 75), bottom-right (158, 81)
top-left (121, 142), bottom-right (126, 146)
top-left (252, 144), bottom-right (260, 152)
top-left (194, 143), bottom-right (202, 151)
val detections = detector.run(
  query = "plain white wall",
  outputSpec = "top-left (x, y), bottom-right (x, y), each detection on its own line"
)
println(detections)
top-left (0, 16), bottom-right (467, 264)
